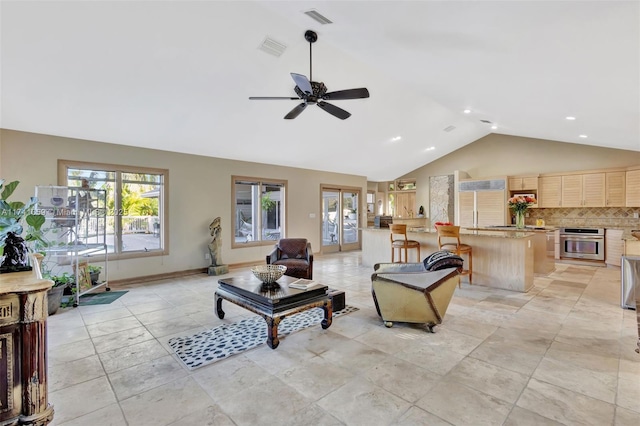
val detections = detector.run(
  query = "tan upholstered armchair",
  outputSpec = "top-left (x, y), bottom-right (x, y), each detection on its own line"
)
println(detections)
top-left (266, 238), bottom-right (313, 279)
top-left (371, 256), bottom-right (461, 332)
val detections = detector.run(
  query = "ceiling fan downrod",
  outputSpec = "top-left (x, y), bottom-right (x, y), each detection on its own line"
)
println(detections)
top-left (305, 30), bottom-right (317, 84)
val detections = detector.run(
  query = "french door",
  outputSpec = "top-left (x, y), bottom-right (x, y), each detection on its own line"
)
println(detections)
top-left (321, 186), bottom-right (361, 253)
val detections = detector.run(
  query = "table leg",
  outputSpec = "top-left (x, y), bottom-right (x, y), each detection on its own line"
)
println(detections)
top-left (215, 294), bottom-right (225, 319)
top-left (265, 316), bottom-right (282, 349)
top-left (321, 299), bottom-right (333, 329)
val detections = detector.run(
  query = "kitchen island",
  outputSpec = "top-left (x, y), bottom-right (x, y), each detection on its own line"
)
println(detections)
top-left (362, 226), bottom-right (553, 292)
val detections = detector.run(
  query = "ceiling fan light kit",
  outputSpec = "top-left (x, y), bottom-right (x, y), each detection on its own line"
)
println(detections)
top-left (249, 30), bottom-right (369, 120)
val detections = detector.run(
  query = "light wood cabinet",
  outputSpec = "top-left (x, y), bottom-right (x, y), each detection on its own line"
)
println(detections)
top-left (459, 191), bottom-right (474, 227)
top-left (458, 190), bottom-right (506, 227)
top-left (605, 229), bottom-right (624, 267)
top-left (625, 239), bottom-right (640, 256)
top-left (626, 169), bottom-right (640, 207)
top-left (395, 192), bottom-right (416, 217)
top-left (508, 176), bottom-right (538, 191)
top-left (539, 176), bottom-right (562, 208)
top-left (561, 173), bottom-right (605, 207)
top-left (605, 171), bottom-right (626, 207)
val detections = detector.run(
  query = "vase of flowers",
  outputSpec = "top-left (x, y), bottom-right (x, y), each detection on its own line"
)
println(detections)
top-left (508, 195), bottom-right (536, 229)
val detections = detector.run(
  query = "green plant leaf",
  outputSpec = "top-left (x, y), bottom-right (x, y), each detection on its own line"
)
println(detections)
top-left (26, 214), bottom-right (45, 230)
top-left (0, 180), bottom-right (19, 200)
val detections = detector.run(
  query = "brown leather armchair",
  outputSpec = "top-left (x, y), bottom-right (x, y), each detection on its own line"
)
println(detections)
top-left (266, 238), bottom-right (313, 279)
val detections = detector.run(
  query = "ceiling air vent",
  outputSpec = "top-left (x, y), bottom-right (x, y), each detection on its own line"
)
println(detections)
top-left (259, 37), bottom-right (287, 57)
top-left (304, 9), bottom-right (333, 25)
top-left (443, 125), bottom-right (456, 132)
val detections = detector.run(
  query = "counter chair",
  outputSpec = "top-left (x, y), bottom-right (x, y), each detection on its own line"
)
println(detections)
top-left (436, 225), bottom-right (472, 284)
top-left (390, 223), bottom-right (421, 263)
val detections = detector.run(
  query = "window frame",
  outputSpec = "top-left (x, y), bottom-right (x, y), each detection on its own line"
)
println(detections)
top-left (58, 159), bottom-right (169, 260)
top-left (231, 175), bottom-right (287, 249)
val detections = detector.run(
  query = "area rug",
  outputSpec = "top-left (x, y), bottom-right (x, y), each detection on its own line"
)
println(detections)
top-left (77, 290), bottom-right (129, 305)
top-left (168, 305), bottom-right (359, 370)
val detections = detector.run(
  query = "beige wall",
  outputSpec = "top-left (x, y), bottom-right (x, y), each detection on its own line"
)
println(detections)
top-left (398, 134), bottom-right (640, 217)
top-left (0, 129), bottom-right (367, 280)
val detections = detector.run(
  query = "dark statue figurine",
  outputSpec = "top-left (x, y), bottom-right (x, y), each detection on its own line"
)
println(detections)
top-left (0, 231), bottom-right (31, 272)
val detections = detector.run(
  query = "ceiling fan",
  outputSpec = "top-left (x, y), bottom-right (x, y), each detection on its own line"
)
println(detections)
top-left (249, 30), bottom-right (370, 120)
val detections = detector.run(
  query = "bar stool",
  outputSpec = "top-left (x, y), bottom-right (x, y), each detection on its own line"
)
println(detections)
top-left (390, 223), bottom-right (421, 263)
top-left (436, 225), bottom-right (472, 284)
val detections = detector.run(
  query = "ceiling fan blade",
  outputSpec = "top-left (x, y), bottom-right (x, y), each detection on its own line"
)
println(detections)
top-left (284, 102), bottom-right (307, 119)
top-left (323, 88), bottom-right (370, 100)
top-left (317, 101), bottom-right (351, 120)
top-left (249, 96), bottom-right (300, 100)
top-left (290, 73), bottom-right (313, 95)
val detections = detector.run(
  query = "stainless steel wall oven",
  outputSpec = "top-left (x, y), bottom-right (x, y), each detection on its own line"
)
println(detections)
top-left (559, 228), bottom-right (605, 261)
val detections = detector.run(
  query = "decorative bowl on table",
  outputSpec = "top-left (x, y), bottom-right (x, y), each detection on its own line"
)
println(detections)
top-left (251, 265), bottom-right (287, 284)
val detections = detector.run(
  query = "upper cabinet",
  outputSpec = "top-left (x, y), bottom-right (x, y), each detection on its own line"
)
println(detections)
top-left (508, 176), bottom-right (538, 191)
top-left (561, 173), bottom-right (605, 207)
top-left (626, 168), bottom-right (640, 207)
top-left (539, 176), bottom-right (562, 208)
top-left (606, 171), bottom-right (626, 207)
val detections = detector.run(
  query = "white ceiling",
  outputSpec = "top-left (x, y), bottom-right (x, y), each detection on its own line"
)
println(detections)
top-left (1, 1), bottom-right (638, 182)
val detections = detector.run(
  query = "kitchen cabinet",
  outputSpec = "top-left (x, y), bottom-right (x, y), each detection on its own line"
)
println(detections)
top-left (508, 176), bottom-right (538, 191)
top-left (561, 173), bottom-right (605, 207)
top-left (395, 192), bottom-right (416, 218)
top-left (626, 169), bottom-right (640, 207)
top-left (605, 229), bottom-right (624, 267)
top-left (605, 171), bottom-right (626, 207)
top-left (458, 178), bottom-right (507, 227)
top-left (539, 176), bottom-right (562, 208)
top-left (625, 239), bottom-right (640, 256)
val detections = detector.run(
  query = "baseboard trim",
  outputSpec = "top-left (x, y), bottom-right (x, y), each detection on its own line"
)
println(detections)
top-left (107, 261), bottom-right (270, 287)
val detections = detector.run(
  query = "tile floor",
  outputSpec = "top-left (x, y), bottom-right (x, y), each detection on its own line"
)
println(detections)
top-left (46, 252), bottom-right (640, 425)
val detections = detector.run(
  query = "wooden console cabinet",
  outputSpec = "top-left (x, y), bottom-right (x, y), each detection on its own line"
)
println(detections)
top-left (0, 257), bottom-right (54, 425)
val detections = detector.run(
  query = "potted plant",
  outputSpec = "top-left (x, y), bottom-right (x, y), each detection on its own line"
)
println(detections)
top-left (44, 272), bottom-right (75, 315)
top-left (0, 179), bottom-right (46, 272)
top-left (88, 265), bottom-right (102, 284)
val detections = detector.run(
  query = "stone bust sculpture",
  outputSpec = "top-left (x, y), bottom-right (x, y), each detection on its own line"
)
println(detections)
top-left (208, 217), bottom-right (223, 266)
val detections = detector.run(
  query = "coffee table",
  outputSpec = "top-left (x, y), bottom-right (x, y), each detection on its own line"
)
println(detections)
top-left (215, 275), bottom-right (332, 349)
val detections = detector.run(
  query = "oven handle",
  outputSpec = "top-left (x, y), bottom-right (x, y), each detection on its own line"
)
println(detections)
top-left (560, 235), bottom-right (604, 239)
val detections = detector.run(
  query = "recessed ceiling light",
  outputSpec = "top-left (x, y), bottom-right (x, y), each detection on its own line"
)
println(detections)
top-left (566, 116), bottom-right (576, 120)
top-left (391, 136), bottom-right (402, 142)
top-left (579, 134), bottom-right (588, 138)
top-left (425, 146), bottom-right (435, 151)
top-left (463, 109), bottom-right (471, 114)
top-left (491, 125), bottom-right (498, 130)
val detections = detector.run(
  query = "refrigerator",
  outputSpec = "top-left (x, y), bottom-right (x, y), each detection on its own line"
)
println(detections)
top-left (621, 256), bottom-right (640, 309)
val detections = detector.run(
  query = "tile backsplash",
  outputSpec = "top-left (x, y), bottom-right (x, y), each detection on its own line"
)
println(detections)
top-left (526, 207), bottom-right (640, 229)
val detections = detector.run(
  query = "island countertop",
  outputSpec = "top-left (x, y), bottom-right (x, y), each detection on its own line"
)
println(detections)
top-left (363, 226), bottom-right (538, 239)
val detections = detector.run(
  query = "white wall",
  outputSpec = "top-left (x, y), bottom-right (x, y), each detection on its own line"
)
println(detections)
top-left (0, 129), bottom-right (367, 280)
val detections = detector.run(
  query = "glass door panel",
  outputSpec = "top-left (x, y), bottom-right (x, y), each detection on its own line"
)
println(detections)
top-left (321, 187), bottom-right (360, 253)
top-left (322, 190), bottom-right (340, 252)
top-left (342, 191), bottom-right (359, 249)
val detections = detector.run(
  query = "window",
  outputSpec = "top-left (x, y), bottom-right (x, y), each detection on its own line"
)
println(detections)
top-left (59, 160), bottom-right (168, 258)
top-left (233, 176), bottom-right (285, 246)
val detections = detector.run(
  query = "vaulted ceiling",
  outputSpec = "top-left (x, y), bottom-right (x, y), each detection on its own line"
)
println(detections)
top-left (1, 1), bottom-right (638, 181)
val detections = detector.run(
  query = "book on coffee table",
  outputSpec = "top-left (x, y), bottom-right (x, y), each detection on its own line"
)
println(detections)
top-left (288, 278), bottom-right (320, 290)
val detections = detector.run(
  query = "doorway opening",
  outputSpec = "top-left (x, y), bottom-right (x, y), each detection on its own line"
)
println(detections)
top-left (321, 186), bottom-right (361, 253)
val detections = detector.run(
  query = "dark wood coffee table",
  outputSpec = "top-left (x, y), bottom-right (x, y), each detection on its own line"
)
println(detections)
top-left (215, 275), bottom-right (332, 349)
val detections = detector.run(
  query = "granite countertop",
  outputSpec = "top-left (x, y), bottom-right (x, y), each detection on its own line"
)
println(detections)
top-left (363, 226), bottom-right (536, 239)
top-left (465, 226), bottom-right (556, 233)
